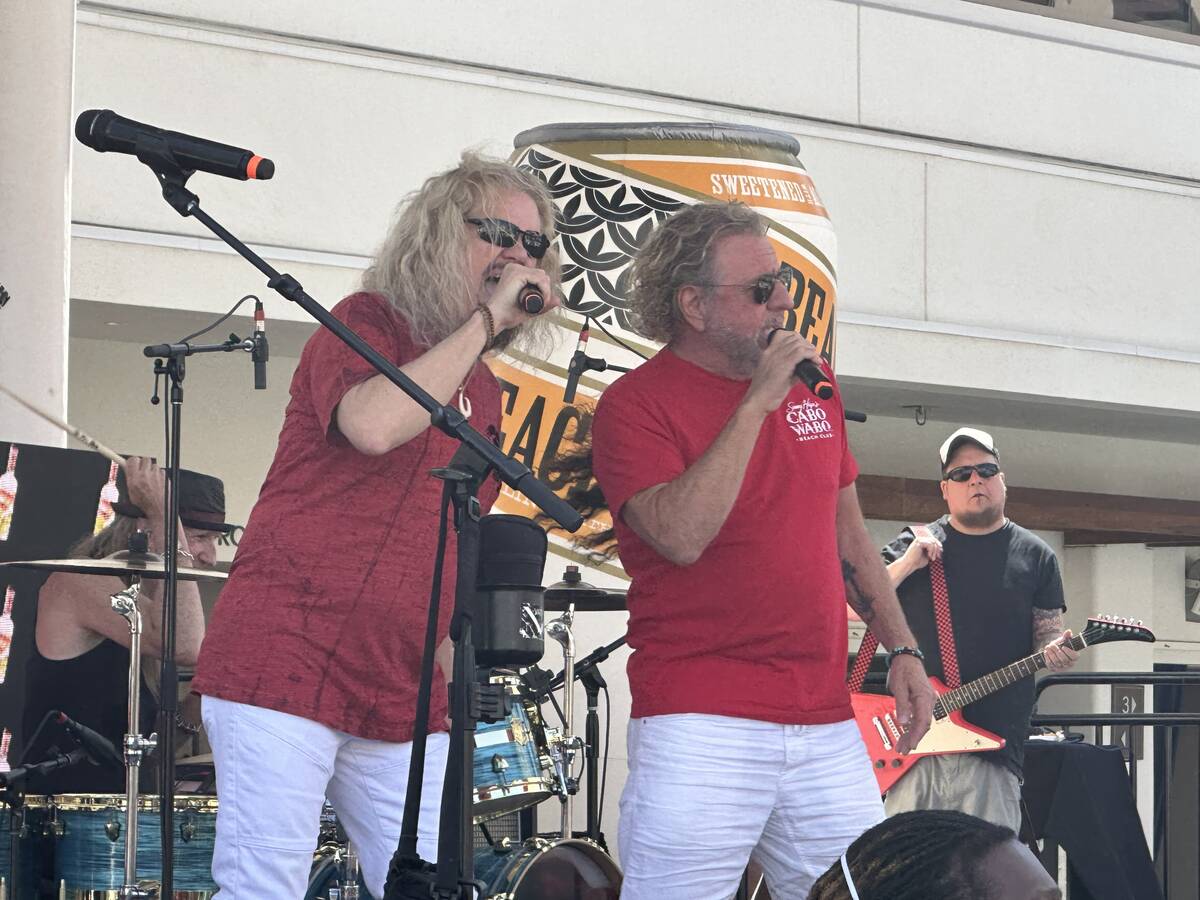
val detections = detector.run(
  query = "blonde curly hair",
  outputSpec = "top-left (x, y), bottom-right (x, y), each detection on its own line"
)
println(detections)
top-left (362, 151), bottom-right (560, 352)
top-left (628, 202), bottom-right (766, 343)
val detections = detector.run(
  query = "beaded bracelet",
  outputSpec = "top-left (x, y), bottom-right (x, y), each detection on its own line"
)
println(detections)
top-left (476, 305), bottom-right (495, 353)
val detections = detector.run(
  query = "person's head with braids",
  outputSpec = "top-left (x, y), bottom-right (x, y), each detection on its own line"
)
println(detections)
top-left (807, 810), bottom-right (1060, 900)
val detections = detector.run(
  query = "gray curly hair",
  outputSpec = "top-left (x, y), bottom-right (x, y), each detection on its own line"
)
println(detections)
top-left (628, 202), bottom-right (767, 343)
top-left (362, 151), bottom-right (559, 352)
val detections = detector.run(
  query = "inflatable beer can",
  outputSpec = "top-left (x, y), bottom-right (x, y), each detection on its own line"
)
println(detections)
top-left (491, 122), bottom-right (839, 574)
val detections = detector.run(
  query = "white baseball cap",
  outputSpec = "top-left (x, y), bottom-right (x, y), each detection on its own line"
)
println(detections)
top-left (939, 427), bottom-right (999, 466)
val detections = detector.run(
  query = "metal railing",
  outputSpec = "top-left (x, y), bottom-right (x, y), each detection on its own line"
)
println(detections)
top-left (1033, 671), bottom-right (1200, 900)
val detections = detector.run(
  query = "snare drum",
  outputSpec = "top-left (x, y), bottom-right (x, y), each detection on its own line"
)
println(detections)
top-left (473, 675), bottom-right (555, 822)
top-left (52, 793), bottom-right (218, 899)
top-left (474, 837), bottom-right (621, 898)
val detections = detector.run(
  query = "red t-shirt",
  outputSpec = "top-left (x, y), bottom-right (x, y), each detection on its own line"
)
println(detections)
top-left (193, 292), bottom-right (500, 742)
top-left (591, 348), bottom-right (857, 725)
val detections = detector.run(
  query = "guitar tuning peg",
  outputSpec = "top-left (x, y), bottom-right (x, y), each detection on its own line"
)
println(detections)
top-left (1136, 619), bottom-right (1143, 627)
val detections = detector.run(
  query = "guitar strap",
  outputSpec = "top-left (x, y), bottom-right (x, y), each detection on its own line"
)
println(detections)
top-left (847, 523), bottom-right (961, 691)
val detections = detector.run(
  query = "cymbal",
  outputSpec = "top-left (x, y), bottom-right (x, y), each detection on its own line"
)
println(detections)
top-left (543, 588), bottom-right (627, 612)
top-left (1, 553), bottom-right (227, 583)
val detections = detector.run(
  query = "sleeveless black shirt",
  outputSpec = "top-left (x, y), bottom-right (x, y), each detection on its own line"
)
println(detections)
top-left (22, 637), bottom-right (158, 794)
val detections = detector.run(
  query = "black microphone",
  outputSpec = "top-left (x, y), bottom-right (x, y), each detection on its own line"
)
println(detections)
top-left (252, 298), bottom-right (269, 390)
top-left (548, 634), bottom-right (628, 692)
top-left (0, 747), bottom-right (88, 787)
top-left (517, 284), bottom-right (544, 315)
top-left (767, 329), bottom-right (833, 400)
top-left (75, 109), bottom-right (275, 181)
top-left (54, 710), bottom-right (123, 769)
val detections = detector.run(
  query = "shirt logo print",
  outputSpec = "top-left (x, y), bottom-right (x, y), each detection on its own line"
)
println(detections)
top-left (785, 398), bottom-right (835, 442)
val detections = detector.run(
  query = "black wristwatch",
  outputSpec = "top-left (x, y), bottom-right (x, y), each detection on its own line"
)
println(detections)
top-left (886, 645), bottom-right (925, 667)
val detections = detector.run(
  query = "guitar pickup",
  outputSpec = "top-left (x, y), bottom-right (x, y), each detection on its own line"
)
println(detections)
top-left (884, 713), bottom-right (902, 742)
top-left (871, 716), bottom-right (893, 751)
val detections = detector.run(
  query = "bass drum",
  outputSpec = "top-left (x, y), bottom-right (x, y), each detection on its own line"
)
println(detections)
top-left (474, 838), bottom-right (621, 899)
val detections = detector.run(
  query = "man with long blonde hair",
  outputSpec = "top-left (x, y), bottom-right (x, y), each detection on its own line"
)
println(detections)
top-left (192, 152), bottom-right (559, 897)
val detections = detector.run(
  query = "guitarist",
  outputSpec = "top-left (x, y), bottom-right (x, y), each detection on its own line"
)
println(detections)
top-left (881, 427), bottom-right (1078, 832)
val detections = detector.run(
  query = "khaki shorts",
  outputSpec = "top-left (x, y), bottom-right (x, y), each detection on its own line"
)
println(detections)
top-left (884, 752), bottom-right (1022, 833)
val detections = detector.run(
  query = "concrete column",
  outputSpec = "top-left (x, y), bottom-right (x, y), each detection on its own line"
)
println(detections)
top-left (0, 2), bottom-right (75, 446)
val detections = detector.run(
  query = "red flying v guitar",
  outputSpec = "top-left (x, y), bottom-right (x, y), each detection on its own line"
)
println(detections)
top-left (852, 615), bottom-right (1155, 794)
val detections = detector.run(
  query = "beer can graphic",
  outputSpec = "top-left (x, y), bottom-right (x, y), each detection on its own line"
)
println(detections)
top-left (490, 122), bottom-right (839, 569)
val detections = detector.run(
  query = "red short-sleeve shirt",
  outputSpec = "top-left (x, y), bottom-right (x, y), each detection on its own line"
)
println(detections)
top-left (591, 348), bottom-right (857, 725)
top-left (193, 293), bottom-right (500, 741)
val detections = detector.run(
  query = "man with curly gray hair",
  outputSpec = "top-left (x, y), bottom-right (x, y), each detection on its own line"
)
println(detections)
top-left (193, 152), bottom-right (559, 898)
top-left (591, 201), bottom-right (932, 899)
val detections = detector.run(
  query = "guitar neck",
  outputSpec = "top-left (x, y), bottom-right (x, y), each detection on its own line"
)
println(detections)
top-left (935, 632), bottom-right (1088, 717)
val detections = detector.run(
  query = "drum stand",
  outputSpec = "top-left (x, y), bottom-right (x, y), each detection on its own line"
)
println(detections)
top-left (110, 579), bottom-right (157, 899)
top-left (545, 608), bottom-right (583, 839)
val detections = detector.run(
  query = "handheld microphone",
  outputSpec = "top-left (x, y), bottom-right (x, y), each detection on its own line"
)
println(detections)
top-left (54, 710), bottom-right (124, 769)
top-left (75, 109), bottom-right (274, 181)
top-left (252, 298), bottom-right (269, 390)
top-left (517, 284), bottom-right (544, 315)
top-left (767, 329), bottom-right (834, 400)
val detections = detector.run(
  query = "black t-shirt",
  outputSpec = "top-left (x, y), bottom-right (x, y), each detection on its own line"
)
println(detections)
top-left (883, 516), bottom-right (1065, 776)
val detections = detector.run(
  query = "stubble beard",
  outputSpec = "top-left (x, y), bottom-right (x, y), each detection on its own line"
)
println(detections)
top-left (956, 502), bottom-right (1005, 530)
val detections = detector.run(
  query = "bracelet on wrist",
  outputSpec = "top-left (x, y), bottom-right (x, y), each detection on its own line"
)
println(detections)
top-left (475, 305), bottom-right (495, 353)
top-left (886, 645), bottom-right (925, 667)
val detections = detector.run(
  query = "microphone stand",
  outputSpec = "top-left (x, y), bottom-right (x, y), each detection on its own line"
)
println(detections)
top-left (139, 335), bottom-right (254, 898)
top-left (544, 634), bottom-right (626, 846)
top-left (126, 133), bottom-right (582, 900)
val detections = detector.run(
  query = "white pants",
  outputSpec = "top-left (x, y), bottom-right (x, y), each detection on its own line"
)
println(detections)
top-left (201, 695), bottom-right (449, 899)
top-left (618, 714), bottom-right (884, 900)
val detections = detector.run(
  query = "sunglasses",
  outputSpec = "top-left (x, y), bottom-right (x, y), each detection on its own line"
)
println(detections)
top-left (943, 462), bottom-right (1000, 483)
top-left (465, 217), bottom-right (551, 260)
top-left (697, 268), bottom-right (794, 305)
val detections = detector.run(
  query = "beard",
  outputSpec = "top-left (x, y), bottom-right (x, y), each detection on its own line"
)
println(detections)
top-left (955, 502), bottom-right (1005, 530)
top-left (704, 311), bottom-right (781, 379)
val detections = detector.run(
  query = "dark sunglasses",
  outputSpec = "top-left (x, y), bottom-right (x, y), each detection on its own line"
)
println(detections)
top-left (465, 217), bottom-right (551, 260)
top-left (943, 462), bottom-right (1000, 483)
top-left (697, 268), bottom-right (793, 305)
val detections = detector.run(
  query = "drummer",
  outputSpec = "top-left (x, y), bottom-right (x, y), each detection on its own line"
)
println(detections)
top-left (22, 457), bottom-right (232, 793)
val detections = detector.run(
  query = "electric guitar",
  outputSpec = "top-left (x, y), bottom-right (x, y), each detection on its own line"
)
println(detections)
top-left (852, 615), bottom-right (1155, 794)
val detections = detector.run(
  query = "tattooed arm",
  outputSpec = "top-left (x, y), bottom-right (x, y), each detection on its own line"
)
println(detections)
top-left (837, 484), bottom-right (933, 752)
top-left (1033, 606), bottom-right (1079, 672)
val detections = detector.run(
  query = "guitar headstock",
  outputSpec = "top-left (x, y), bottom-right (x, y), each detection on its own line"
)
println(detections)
top-left (1083, 615), bottom-right (1156, 646)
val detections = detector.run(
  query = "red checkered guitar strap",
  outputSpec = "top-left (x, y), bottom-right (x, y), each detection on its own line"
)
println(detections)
top-left (848, 523), bottom-right (960, 691)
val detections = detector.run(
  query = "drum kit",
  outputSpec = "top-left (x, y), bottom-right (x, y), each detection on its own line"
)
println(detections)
top-left (0, 553), bottom-right (627, 899)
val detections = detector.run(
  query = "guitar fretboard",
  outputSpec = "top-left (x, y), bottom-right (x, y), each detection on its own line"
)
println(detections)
top-left (933, 632), bottom-right (1090, 719)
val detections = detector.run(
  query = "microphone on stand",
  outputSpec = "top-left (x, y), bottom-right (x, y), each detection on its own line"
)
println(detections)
top-left (564, 321), bottom-right (591, 404)
top-left (75, 109), bottom-right (274, 181)
top-left (252, 298), bottom-right (269, 390)
top-left (54, 711), bottom-right (123, 769)
top-left (767, 329), bottom-right (833, 400)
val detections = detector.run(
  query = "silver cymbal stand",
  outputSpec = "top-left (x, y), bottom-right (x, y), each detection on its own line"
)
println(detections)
top-left (545, 604), bottom-right (583, 839)
top-left (110, 580), bottom-right (157, 899)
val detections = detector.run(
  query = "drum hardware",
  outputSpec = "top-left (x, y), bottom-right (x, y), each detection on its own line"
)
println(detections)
top-left (544, 605), bottom-right (582, 840)
top-left (103, 576), bottom-right (156, 899)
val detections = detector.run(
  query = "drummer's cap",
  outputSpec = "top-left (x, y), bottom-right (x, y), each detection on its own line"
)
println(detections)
top-left (938, 427), bottom-right (999, 467)
top-left (112, 468), bottom-right (237, 534)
